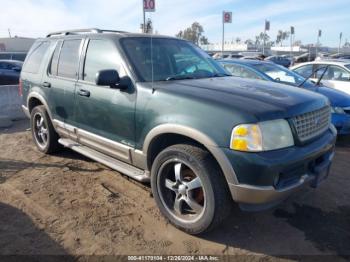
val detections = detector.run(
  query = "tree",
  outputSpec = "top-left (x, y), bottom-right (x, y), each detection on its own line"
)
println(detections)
top-left (294, 40), bottom-right (302, 46)
top-left (276, 30), bottom-right (290, 46)
top-left (176, 22), bottom-right (207, 45)
top-left (244, 39), bottom-right (253, 45)
top-left (235, 37), bottom-right (241, 44)
top-left (145, 19), bottom-right (153, 34)
top-left (199, 36), bottom-right (209, 45)
top-left (344, 39), bottom-right (350, 48)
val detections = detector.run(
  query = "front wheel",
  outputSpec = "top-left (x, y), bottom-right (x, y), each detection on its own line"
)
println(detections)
top-left (151, 144), bottom-right (232, 234)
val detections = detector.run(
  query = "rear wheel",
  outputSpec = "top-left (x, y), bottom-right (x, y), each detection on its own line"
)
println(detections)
top-left (31, 105), bottom-right (60, 154)
top-left (151, 144), bottom-right (232, 234)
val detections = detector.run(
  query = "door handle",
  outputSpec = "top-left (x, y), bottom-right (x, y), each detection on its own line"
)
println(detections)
top-left (42, 81), bottom-right (51, 88)
top-left (78, 89), bottom-right (90, 97)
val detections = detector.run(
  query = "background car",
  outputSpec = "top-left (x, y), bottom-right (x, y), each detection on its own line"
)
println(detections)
top-left (220, 59), bottom-right (350, 135)
top-left (265, 55), bottom-right (291, 67)
top-left (291, 60), bottom-right (350, 95)
top-left (0, 59), bottom-right (23, 85)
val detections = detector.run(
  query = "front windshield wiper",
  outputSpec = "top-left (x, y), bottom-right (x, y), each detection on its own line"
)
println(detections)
top-left (211, 73), bottom-right (231, 77)
top-left (165, 75), bottom-right (197, 81)
top-left (298, 65), bottom-right (329, 87)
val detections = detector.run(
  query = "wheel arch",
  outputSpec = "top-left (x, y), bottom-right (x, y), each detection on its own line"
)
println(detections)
top-left (143, 124), bottom-right (238, 185)
top-left (27, 92), bottom-right (53, 120)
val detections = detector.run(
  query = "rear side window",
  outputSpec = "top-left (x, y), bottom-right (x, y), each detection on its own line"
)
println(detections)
top-left (57, 39), bottom-right (82, 79)
top-left (83, 40), bottom-right (119, 82)
top-left (294, 64), bottom-right (313, 78)
top-left (22, 42), bottom-right (50, 73)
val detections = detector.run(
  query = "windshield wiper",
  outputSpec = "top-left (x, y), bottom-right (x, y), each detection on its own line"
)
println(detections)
top-left (211, 73), bottom-right (231, 77)
top-left (298, 66), bottom-right (329, 87)
top-left (165, 75), bottom-right (196, 81)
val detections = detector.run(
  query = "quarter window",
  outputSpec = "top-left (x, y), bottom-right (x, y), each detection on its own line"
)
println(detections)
top-left (57, 39), bottom-right (82, 79)
top-left (83, 40), bottom-right (119, 82)
top-left (22, 41), bottom-right (50, 73)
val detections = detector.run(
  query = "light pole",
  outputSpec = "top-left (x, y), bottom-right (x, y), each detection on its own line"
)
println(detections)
top-left (290, 26), bottom-right (294, 65)
top-left (339, 32), bottom-right (343, 54)
top-left (222, 11), bottom-right (232, 56)
top-left (316, 29), bottom-right (321, 58)
top-left (263, 20), bottom-right (270, 56)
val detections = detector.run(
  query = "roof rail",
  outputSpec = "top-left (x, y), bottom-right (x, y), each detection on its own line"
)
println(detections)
top-left (46, 28), bottom-right (128, 38)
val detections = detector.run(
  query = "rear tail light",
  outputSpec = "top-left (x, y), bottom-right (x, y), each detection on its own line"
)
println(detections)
top-left (18, 79), bottom-right (23, 96)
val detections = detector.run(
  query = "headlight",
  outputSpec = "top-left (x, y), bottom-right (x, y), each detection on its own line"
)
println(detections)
top-left (331, 107), bottom-right (346, 114)
top-left (230, 119), bottom-right (294, 152)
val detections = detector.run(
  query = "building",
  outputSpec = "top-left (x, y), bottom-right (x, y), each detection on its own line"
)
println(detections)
top-left (0, 37), bottom-right (36, 61)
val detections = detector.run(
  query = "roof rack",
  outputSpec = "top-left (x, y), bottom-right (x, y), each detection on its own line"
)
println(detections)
top-left (46, 28), bottom-right (128, 38)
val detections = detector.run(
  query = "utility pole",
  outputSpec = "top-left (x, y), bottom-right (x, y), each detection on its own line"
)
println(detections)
top-left (142, 0), bottom-right (155, 33)
top-left (339, 32), bottom-right (343, 54)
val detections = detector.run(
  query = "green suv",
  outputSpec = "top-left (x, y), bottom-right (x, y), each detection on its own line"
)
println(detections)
top-left (20, 29), bottom-right (336, 234)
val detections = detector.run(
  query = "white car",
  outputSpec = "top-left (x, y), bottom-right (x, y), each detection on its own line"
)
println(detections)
top-left (291, 59), bottom-right (350, 95)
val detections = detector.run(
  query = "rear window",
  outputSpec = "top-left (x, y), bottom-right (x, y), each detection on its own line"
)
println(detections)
top-left (22, 42), bottom-right (50, 74)
top-left (57, 39), bottom-right (82, 79)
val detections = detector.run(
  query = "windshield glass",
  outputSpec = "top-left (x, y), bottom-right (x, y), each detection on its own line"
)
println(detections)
top-left (345, 64), bottom-right (350, 70)
top-left (120, 37), bottom-right (228, 82)
top-left (252, 63), bottom-right (308, 86)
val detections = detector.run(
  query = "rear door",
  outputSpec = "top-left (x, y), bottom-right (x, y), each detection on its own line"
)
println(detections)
top-left (45, 37), bottom-right (84, 128)
top-left (74, 38), bottom-right (136, 162)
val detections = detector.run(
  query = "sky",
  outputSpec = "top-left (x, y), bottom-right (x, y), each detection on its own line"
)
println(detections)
top-left (0, 0), bottom-right (349, 47)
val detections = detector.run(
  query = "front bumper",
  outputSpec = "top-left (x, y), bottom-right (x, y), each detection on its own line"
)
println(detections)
top-left (224, 127), bottom-right (336, 210)
top-left (332, 113), bottom-right (350, 135)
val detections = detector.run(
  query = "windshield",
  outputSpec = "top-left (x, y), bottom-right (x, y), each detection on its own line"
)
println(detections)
top-left (345, 64), bottom-right (350, 70)
top-left (252, 63), bottom-right (309, 86)
top-left (120, 37), bottom-right (228, 82)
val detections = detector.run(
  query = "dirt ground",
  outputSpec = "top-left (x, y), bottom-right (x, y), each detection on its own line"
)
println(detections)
top-left (0, 119), bottom-right (349, 261)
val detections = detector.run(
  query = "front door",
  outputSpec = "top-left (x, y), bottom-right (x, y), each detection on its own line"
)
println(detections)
top-left (74, 38), bottom-right (136, 162)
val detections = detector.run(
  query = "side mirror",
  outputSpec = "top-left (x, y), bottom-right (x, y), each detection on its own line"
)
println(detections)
top-left (95, 69), bottom-right (120, 87)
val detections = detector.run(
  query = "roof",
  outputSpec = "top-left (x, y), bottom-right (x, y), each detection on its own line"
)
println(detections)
top-left (291, 59), bottom-right (350, 69)
top-left (44, 28), bottom-right (177, 40)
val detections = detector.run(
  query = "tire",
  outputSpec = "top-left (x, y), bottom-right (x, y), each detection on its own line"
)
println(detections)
top-left (151, 144), bottom-right (232, 234)
top-left (30, 105), bottom-right (60, 154)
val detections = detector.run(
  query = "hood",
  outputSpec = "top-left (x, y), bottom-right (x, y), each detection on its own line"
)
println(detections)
top-left (310, 86), bottom-right (350, 107)
top-left (150, 77), bottom-right (329, 121)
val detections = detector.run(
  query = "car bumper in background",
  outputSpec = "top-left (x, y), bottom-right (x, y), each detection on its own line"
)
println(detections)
top-left (332, 113), bottom-right (350, 135)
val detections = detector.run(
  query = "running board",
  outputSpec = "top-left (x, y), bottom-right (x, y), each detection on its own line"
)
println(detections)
top-left (58, 138), bottom-right (150, 182)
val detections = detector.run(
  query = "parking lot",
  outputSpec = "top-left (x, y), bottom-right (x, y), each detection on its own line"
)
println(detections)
top-left (0, 119), bottom-right (349, 260)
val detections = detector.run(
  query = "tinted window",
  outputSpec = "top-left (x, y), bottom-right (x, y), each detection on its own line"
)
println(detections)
top-left (50, 41), bottom-right (62, 76)
top-left (121, 38), bottom-right (227, 82)
top-left (57, 39), bottom-right (81, 79)
top-left (346, 64), bottom-right (350, 70)
top-left (22, 42), bottom-right (49, 73)
top-left (83, 40), bottom-right (119, 82)
top-left (293, 64), bottom-right (313, 78)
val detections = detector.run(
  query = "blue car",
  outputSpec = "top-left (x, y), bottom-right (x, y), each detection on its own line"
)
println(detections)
top-left (220, 59), bottom-right (350, 135)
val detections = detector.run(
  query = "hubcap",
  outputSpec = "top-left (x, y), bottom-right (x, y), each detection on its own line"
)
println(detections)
top-left (157, 160), bottom-right (205, 223)
top-left (33, 112), bottom-right (48, 148)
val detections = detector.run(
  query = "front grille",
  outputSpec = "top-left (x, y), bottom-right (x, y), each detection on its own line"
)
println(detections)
top-left (291, 106), bottom-right (331, 142)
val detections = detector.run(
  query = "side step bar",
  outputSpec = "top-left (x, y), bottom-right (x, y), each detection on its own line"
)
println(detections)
top-left (58, 138), bottom-right (150, 183)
